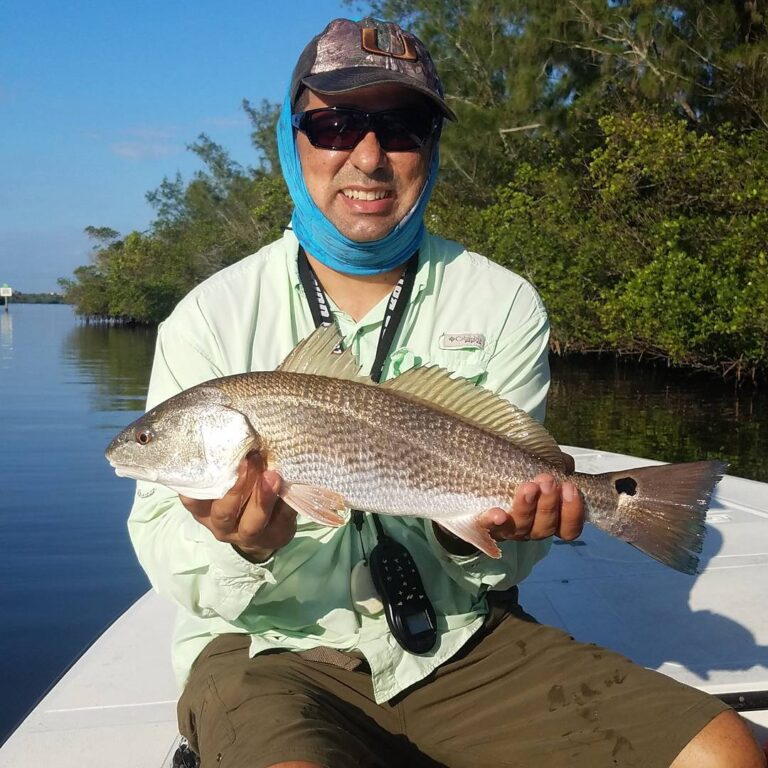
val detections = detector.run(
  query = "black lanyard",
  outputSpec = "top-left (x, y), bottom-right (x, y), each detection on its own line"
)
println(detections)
top-left (296, 246), bottom-right (419, 384)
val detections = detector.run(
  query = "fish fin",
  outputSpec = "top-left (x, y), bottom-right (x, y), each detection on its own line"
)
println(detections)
top-left (437, 515), bottom-right (502, 559)
top-left (585, 460), bottom-right (728, 574)
top-left (382, 366), bottom-right (565, 470)
top-left (281, 482), bottom-right (348, 527)
top-left (278, 325), bottom-right (371, 383)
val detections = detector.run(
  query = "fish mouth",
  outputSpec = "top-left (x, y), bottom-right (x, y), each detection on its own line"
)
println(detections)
top-left (109, 460), bottom-right (159, 484)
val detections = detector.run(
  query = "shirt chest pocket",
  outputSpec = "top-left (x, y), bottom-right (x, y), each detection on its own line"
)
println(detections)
top-left (388, 345), bottom-right (490, 387)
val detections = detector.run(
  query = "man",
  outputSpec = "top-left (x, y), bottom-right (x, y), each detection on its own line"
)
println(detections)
top-left (128, 17), bottom-right (764, 768)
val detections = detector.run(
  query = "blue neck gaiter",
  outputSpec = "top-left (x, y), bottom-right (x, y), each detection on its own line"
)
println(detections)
top-left (277, 89), bottom-right (440, 275)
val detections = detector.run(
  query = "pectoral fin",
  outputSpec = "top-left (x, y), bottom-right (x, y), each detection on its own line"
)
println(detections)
top-left (438, 515), bottom-right (502, 559)
top-left (281, 482), bottom-right (348, 527)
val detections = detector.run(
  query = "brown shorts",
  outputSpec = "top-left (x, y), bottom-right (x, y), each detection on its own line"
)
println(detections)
top-left (177, 598), bottom-right (728, 768)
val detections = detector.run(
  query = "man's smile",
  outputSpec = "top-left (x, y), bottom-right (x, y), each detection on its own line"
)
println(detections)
top-left (341, 188), bottom-right (393, 201)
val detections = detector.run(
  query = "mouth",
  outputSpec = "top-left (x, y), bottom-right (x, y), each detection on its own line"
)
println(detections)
top-left (341, 188), bottom-right (392, 201)
top-left (109, 460), bottom-right (158, 483)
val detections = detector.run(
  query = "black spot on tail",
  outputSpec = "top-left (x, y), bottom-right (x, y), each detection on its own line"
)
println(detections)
top-left (614, 476), bottom-right (638, 496)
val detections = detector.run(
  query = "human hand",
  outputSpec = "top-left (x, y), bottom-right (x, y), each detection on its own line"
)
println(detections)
top-left (179, 453), bottom-right (296, 562)
top-left (476, 471), bottom-right (584, 543)
top-left (435, 453), bottom-right (584, 554)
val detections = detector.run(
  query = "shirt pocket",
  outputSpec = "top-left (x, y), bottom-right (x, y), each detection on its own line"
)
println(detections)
top-left (421, 345), bottom-right (491, 387)
top-left (388, 345), bottom-right (490, 387)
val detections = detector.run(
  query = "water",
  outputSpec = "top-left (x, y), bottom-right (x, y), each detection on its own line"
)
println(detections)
top-left (547, 355), bottom-right (768, 482)
top-left (0, 305), bottom-right (153, 743)
top-left (0, 304), bottom-right (766, 745)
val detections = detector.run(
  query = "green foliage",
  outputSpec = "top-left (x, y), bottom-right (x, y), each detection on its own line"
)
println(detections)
top-left (434, 112), bottom-right (768, 377)
top-left (7, 292), bottom-right (66, 304)
top-left (358, 0), bottom-right (768, 187)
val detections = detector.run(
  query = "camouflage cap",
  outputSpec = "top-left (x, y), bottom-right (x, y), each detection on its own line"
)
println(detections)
top-left (290, 17), bottom-right (456, 121)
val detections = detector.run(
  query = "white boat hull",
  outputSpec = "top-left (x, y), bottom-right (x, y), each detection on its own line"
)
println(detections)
top-left (2, 446), bottom-right (767, 764)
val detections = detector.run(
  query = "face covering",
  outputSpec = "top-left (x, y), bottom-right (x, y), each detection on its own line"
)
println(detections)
top-left (276, 89), bottom-right (441, 275)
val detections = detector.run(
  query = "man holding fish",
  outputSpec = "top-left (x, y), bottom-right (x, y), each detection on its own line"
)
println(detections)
top-left (118, 16), bottom-right (764, 768)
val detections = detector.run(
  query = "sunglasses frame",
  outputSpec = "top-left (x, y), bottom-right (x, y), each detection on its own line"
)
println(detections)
top-left (291, 106), bottom-right (439, 152)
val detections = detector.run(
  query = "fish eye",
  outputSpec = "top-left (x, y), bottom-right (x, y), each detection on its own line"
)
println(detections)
top-left (135, 429), bottom-right (154, 446)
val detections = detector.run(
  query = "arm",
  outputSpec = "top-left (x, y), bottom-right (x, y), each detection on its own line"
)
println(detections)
top-left (127, 318), bottom-right (300, 622)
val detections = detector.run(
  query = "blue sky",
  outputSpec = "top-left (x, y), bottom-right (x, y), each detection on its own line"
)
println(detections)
top-left (0, 1), bottom-right (364, 292)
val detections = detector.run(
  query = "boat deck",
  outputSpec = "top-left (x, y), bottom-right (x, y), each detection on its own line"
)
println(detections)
top-left (2, 446), bottom-right (766, 764)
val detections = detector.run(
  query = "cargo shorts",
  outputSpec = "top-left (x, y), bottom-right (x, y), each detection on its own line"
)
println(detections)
top-left (177, 596), bottom-right (729, 768)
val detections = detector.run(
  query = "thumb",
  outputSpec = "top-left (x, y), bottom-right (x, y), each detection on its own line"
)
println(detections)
top-left (257, 470), bottom-right (283, 512)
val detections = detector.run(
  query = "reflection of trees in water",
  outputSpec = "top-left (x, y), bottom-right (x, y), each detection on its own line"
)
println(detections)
top-left (62, 322), bottom-right (157, 412)
top-left (547, 355), bottom-right (768, 482)
top-left (58, 322), bottom-right (768, 478)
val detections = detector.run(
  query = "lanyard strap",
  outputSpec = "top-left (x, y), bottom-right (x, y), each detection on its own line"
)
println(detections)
top-left (297, 246), bottom-right (419, 384)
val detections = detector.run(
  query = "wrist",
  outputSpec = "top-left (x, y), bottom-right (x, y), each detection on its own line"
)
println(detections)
top-left (432, 522), bottom-right (479, 556)
top-left (232, 544), bottom-right (276, 564)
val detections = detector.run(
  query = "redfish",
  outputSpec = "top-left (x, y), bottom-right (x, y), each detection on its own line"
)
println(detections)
top-left (106, 325), bottom-right (724, 573)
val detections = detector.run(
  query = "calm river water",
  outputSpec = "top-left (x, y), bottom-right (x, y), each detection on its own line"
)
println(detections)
top-left (0, 303), bottom-right (766, 743)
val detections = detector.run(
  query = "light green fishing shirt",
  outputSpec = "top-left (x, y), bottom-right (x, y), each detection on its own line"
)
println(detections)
top-left (128, 229), bottom-right (553, 703)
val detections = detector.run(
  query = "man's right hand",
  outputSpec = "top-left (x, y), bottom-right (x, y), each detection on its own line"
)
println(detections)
top-left (179, 453), bottom-right (297, 562)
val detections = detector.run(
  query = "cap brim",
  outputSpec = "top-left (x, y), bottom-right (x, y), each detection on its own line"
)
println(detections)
top-left (302, 67), bottom-right (457, 121)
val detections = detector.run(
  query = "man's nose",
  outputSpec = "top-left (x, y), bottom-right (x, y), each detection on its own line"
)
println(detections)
top-left (349, 130), bottom-right (387, 173)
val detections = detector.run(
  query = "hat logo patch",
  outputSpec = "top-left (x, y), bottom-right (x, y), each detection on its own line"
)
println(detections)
top-left (361, 26), bottom-right (418, 61)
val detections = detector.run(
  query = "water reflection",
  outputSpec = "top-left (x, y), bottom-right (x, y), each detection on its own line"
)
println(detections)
top-left (58, 325), bottom-right (768, 481)
top-left (547, 355), bottom-right (768, 482)
top-left (0, 305), bottom-right (153, 744)
top-left (0, 312), bottom-right (12, 368)
top-left (61, 322), bottom-right (157, 411)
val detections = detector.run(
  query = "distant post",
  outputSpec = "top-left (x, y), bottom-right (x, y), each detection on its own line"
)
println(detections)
top-left (0, 284), bottom-right (12, 312)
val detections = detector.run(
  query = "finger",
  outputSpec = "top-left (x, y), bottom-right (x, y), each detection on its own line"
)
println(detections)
top-left (528, 476), bottom-right (561, 539)
top-left (506, 482), bottom-right (539, 539)
top-left (257, 469), bottom-right (283, 511)
top-left (557, 481), bottom-right (585, 540)
top-left (476, 506), bottom-right (517, 541)
top-left (237, 471), bottom-right (283, 540)
top-left (208, 459), bottom-right (256, 536)
top-left (179, 495), bottom-right (213, 520)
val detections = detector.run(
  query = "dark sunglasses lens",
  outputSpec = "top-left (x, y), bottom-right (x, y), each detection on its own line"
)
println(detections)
top-left (305, 109), bottom-right (367, 150)
top-left (375, 111), bottom-right (434, 151)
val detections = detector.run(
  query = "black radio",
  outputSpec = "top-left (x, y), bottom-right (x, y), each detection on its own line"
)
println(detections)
top-left (369, 534), bottom-right (437, 654)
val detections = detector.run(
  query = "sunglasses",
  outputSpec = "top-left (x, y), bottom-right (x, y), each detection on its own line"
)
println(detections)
top-left (291, 107), bottom-right (438, 152)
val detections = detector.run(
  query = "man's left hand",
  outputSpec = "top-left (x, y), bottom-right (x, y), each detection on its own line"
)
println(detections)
top-left (434, 453), bottom-right (585, 554)
top-left (477, 472), bottom-right (584, 543)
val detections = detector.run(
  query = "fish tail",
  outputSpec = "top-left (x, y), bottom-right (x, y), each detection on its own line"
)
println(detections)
top-left (584, 460), bottom-right (727, 575)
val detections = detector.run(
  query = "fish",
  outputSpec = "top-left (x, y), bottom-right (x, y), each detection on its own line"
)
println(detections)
top-left (106, 325), bottom-right (726, 574)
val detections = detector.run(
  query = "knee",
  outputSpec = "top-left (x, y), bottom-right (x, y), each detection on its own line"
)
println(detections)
top-left (265, 763), bottom-right (325, 768)
top-left (671, 710), bottom-right (766, 768)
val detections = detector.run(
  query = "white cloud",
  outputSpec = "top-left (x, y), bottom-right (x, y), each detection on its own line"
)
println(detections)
top-left (123, 124), bottom-right (179, 140)
top-left (110, 141), bottom-right (182, 160)
top-left (203, 114), bottom-right (249, 130)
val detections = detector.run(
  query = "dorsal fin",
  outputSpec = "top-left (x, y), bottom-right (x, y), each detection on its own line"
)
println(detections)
top-left (382, 365), bottom-right (565, 469)
top-left (278, 325), bottom-right (371, 383)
